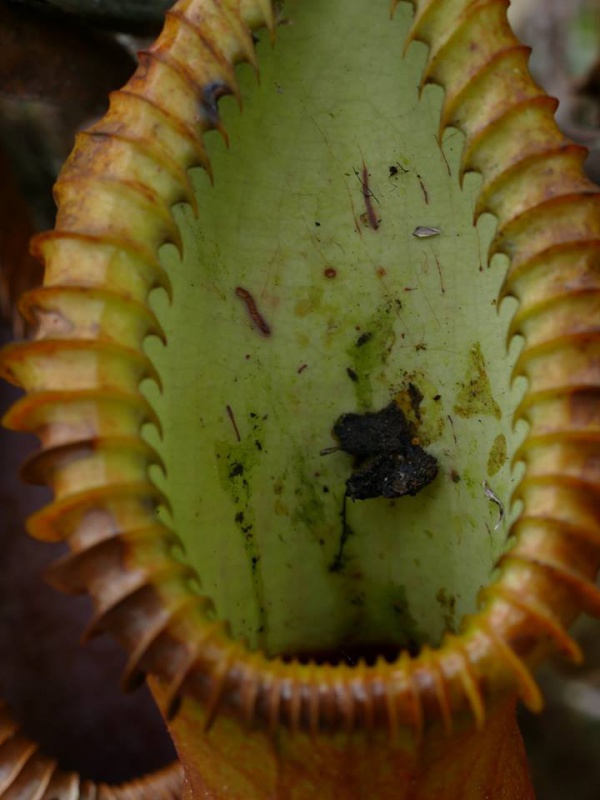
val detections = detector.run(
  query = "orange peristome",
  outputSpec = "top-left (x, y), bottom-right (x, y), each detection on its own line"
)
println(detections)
top-left (1, 0), bottom-right (600, 797)
top-left (2, 0), bottom-right (594, 739)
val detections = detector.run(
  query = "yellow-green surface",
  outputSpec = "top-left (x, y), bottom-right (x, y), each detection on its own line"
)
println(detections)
top-left (143, 1), bottom-right (525, 658)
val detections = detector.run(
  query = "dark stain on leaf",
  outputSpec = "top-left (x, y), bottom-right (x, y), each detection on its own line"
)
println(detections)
top-left (331, 401), bottom-right (438, 501)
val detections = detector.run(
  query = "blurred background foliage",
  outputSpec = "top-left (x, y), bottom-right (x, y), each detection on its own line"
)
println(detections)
top-left (0, 0), bottom-right (598, 794)
top-left (0, 0), bottom-right (178, 784)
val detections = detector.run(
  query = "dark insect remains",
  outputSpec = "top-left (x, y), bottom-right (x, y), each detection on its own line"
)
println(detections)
top-left (330, 402), bottom-right (438, 500)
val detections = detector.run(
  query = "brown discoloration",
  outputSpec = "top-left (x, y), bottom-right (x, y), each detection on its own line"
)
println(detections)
top-left (436, 588), bottom-right (457, 633)
top-left (323, 267), bottom-right (337, 279)
top-left (235, 286), bottom-right (271, 336)
top-left (408, 383), bottom-right (424, 422)
top-left (395, 382), bottom-right (425, 429)
top-left (392, 374), bottom-right (445, 446)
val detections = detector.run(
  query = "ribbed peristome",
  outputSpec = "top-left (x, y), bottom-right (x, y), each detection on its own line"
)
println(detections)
top-left (1, 0), bottom-right (599, 741)
top-left (0, 702), bottom-right (182, 800)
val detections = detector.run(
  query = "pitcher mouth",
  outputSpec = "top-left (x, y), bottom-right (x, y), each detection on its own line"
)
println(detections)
top-left (1, 0), bottom-right (599, 741)
top-left (280, 642), bottom-right (414, 667)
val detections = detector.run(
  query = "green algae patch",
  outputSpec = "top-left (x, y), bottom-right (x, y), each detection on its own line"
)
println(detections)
top-left (453, 342), bottom-right (502, 421)
top-left (487, 433), bottom-right (508, 477)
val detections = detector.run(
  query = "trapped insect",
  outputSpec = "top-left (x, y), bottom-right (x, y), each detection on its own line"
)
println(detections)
top-left (324, 402), bottom-right (438, 501)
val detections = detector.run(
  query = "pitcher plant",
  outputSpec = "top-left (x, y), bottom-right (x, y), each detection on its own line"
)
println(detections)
top-left (1, 0), bottom-right (599, 797)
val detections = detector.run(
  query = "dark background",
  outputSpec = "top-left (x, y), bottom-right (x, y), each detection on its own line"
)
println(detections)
top-left (0, 0), bottom-right (599, 794)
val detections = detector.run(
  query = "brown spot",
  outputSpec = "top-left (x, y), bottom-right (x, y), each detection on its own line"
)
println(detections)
top-left (407, 383), bottom-right (424, 421)
top-left (436, 588), bottom-right (457, 633)
top-left (394, 381), bottom-right (428, 435)
top-left (324, 267), bottom-right (337, 279)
